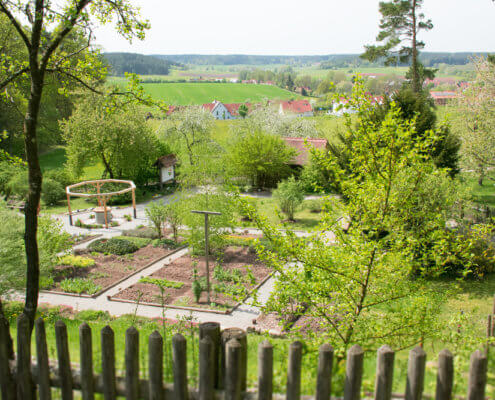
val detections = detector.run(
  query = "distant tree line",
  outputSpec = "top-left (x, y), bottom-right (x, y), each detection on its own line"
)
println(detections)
top-left (104, 53), bottom-right (181, 76)
top-left (153, 52), bottom-right (491, 68)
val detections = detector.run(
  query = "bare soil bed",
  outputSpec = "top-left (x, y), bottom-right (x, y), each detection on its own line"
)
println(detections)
top-left (46, 244), bottom-right (176, 296)
top-left (113, 246), bottom-right (271, 311)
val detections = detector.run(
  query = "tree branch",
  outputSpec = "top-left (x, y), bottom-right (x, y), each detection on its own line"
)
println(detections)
top-left (0, 1), bottom-right (31, 48)
top-left (0, 67), bottom-right (29, 89)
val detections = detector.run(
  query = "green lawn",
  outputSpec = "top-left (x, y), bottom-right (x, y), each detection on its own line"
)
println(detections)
top-left (460, 171), bottom-right (495, 208)
top-left (239, 197), bottom-right (322, 231)
top-left (139, 82), bottom-right (302, 105)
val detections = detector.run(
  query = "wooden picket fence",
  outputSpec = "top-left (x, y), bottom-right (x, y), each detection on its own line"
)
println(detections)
top-left (0, 315), bottom-right (490, 400)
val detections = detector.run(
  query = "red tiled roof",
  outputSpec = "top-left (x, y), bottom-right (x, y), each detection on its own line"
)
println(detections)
top-left (154, 154), bottom-right (177, 168)
top-left (224, 103), bottom-right (252, 116)
top-left (280, 99), bottom-right (313, 114)
top-left (430, 91), bottom-right (458, 99)
top-left (283, 137), bottom-right (328, 166)
top-left (202, 102), bottom-right (217, 112)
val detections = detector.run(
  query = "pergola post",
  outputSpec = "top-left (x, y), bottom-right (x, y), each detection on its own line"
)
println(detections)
top-left (67, 192), bottom-right (73, 226)
top-left (103, 196), bottom-right (109, 229)
top-left (132, 188), bottom-right (137, 219)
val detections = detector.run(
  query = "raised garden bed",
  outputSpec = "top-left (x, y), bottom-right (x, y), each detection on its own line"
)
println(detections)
top-left (43, 239), bottom-right (181, 297)
top-left (110, 245), bottom-right (271, 313)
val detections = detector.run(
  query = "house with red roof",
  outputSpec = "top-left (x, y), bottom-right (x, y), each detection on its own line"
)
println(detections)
top-left (279, 99), bottom-right (314, 117)
top-left (430, 91), bottom-right (458, 105)
top-left (282, 137), bottom-right (329, 167)
top-left (201, 101), bottom-right (251, 120)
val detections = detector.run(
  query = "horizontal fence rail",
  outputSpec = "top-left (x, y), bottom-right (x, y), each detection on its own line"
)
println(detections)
top-left (0, 315), bottom-right (489, 400)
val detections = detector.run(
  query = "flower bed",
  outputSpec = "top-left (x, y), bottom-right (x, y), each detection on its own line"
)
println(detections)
top-left (44, 239), bottom-right (180, 297)
top-left (111, 245), bottom-right (271, 312)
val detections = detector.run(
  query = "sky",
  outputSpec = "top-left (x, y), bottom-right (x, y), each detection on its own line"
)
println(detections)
top-left (94, 0), bottom-right (495, 55)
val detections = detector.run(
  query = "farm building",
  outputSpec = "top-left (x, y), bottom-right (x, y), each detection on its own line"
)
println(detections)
top-left (282, 137), bottom-right (329, 167)
top-left (279, 99), bottom-right (314, 117)
top-left (202, 100), bottom-right (251, 120)
top-left (430, 91), bottom-right (458, 105)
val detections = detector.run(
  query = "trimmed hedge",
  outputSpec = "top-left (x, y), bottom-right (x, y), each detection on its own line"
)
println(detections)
top-left (88, 238), bottom-right (138, 255)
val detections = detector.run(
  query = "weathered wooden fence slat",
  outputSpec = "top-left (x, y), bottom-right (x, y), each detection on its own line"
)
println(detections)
top-left (101, 325), bottom-right (117, 400)
top-left (35, 318), bottom-right (52, 400)
top-left (0, 316), bottom-right (490, 400)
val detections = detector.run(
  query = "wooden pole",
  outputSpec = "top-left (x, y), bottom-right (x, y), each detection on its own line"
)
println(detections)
top-left (132, 188), bottom-right (137, 219)
top-left (258, 340), bottom-right (273, 400)
top-left (17, 314), bottom-right (34, 400)
top-left (103, 196), bottom-right (108, 229)
top-left (205, 213), bottom-right (210, 304)
top-left (405, 346), bottom-right (426, 400)
top-left (435, 349), bottom-right (454, 400)
top-left (172, 333), bottom-right (189, 400)
top-left (344, 345), bottom-right (364, 400)
top-left (96, 182), bottom-right (101, 207)
top-left (199, 322), bottom-right (221, 388)
top-left (374, 345), bottom-right (394, 400)
top-left (67, 192), bottom-right (73, 226)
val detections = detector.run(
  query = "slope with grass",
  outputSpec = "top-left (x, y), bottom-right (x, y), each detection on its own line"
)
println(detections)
top-left (139, 82), bottom-right (302, 105)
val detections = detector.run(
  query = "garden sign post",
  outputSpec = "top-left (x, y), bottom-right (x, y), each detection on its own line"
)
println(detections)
top-left (191, 210), bottom-right (222, 304)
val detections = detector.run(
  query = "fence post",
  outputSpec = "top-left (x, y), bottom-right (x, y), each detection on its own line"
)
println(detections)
top-left (0, 315), bottom-right (16, 400)
top-left (405, 346), bottom-right (426, 400)
top-left (80, 323), bottom-right (94, 400)
top-left (55, 320), bottom-right (73, 400)
top-left (18, 314), bottom-right (36, 400)
top-left (149, 331), bottom-right (164, 400)
top-left (220, 328), bottom-right (247, 391)
top-left (466, 350), bottom-right (487, 400)
top-left (435, 349), bottom-right (453, 400)
top-left (172, 333), bottom-right (189, 400)
top-left (286, 341), bottom-right (303, 400)
top-left (199, 337), bottom-right (214, 400)
top-left (101, 325), bottom-right (117, 400)
top-left (258, 340), bottom-right (273, 400)
top-left (344, 345), bottom-right (364, 400)
top-left (374, 345), bottom-right (394, 400)
top-left (199, 322), bottom-right (221, 388)
top-left (35, 318), bottom-right (51, 400)
top-left (316, 343), bottom-right (333, 400)
top-left (125, 326), bottom-right (140, 400)
top-left (225, 339), bottom-right (242, 400)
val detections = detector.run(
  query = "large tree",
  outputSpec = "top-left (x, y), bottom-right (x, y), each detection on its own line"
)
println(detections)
top-left (456, 57), bottom-right (495, 185)
top-left (0, 0), bottom-right (148, 328)
top-left (362, 0), bottom-right (433, 93)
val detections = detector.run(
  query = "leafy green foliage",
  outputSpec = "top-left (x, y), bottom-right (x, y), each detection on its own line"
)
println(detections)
top-left (88, 238), bottom-right (139, 255)
top-left (123, 227), bottom-right (159, 239)
top-left (62, 95), bottom-right (165, 183)
top-left (41, 178), bottom-right (65, 205)
top-left (59, 278), bottom-right (101, 295)
top-left (273, 177), bottom-right (305, 221)
top-left (238, 80), bottom-right (493, 354)
top-left (139, 276), bottom-right (185, 289)
top-left (226, 130), bottom-right (296, 188)
top-left (113, 236), bottom-right (152, 248)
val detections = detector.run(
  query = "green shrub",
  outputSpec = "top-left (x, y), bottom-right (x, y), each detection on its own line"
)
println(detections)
top-left (88, 238), bottom-right (139, 255)
top-left (58, 254), bottom-right (95, 268)
top-left (76, 310), bottom-right (111, 322)
top-left (305, 199), bottom-right (323, 213)
top-left (42, 178), bottom-right (65, 205)
top-left (0, 162), bottom-right (25, 197)
top-left (7, 170), bottom-right (29, 200)
top-left (44, 168), bottom-right (72, 189)
top-left (123, 227), bottom-right (159, 239)
top-left (113, 236), bottom-right (152, 248)
top-left (139, 276), bottom-right (185, 289)
top-left (213, 265), bottom-right (243, 283)
top-left (273, 176), bottom-right (305, 221)
top-left (60, 278), bottom-right (101, 295)
top-left (153, 238), bottom-right (179, 248)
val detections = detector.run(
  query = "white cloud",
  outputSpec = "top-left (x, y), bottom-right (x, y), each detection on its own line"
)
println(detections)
top-left (93, 0), bottom-right (495, 54)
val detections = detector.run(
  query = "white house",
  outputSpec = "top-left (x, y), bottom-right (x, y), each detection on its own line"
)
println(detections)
top-left (202, 101), bottom-right (235, 120)
top-left (327, 95), bottom-right (384, 116)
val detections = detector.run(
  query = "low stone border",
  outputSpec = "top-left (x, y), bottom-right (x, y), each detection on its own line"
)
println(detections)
top-left (41, 245), bottom-right (187, 299)
top-left (72, 234), bottom-right (102, 246)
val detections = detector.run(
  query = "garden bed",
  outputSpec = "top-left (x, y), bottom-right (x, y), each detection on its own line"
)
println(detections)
top-left (110, 245), bottom-right (271, 312)
top-left (44, 240), bottom-right (180, 297)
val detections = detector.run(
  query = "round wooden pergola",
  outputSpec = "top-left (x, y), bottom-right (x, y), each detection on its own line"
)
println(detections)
top-left (66, 179), bottom-right (137, 229)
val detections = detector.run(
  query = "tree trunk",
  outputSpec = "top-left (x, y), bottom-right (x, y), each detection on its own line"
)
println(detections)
top-left (22, 68), bottom-right (44, 331)
top-left (411, 0), bottom-right (420, 93)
